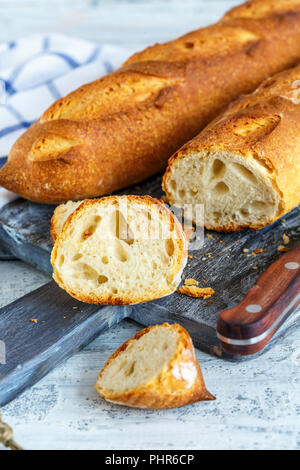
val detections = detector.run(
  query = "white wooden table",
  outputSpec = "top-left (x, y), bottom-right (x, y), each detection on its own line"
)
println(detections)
top-left (0, 0), bottom-right (299, 450)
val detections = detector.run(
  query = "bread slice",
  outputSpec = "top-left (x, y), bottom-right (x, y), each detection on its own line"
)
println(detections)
top-left (95, 323), bottom-right (215, 409)
top-left (163, 64), bottom-right (300, 231)
top-left (51, 200), bottom-right (84, 242)
top-left (51, 196), bottom-right (188, 305)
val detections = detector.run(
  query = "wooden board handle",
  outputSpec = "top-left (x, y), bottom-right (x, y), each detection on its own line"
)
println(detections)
top-left (217, 244), bottom-right (300, 356)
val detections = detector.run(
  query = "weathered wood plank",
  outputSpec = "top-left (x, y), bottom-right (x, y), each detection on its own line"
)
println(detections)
top-left (1, 318), bottom-right (299, 450)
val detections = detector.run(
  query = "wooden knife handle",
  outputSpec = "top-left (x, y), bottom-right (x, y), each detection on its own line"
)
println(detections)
top-left (217, 244), bottom-right (300, 356)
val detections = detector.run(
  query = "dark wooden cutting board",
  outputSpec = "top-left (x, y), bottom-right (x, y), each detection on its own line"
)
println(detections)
top-left (0, 173), bottom-right (299, 405)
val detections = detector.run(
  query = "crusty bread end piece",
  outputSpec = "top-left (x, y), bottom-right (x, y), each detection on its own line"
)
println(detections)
top-left (95, 323), bottom-right (215, 409)
top-left (163, 64), bottom-right (300, 231)
top-left (51, 196), bottom-right (188, 305)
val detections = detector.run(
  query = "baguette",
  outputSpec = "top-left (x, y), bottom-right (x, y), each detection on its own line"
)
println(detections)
top-left (163, 64), bottom-right (300, 231)
top-left (51, 195), bottom-right (188, 305)
top-left (95, 323), bottom-right (215, 409)
top-left (2, 0), bottom-right (300, 203)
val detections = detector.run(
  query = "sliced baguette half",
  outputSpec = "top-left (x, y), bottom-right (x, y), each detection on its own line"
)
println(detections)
top-left (163, 64), bottom-right (300, 231)
top-left (51, 196), bottom-right (188, 305)
top-left (95, 322), bottom-right (215, 409)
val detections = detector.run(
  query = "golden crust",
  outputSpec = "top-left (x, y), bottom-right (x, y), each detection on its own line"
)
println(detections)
top-left (163, 63), bottom-right (300, 231)
top-left (178, 286), bottom-right (215, 299)
top-left (95, 323), bottom-right (215, 409)
top-left (2, 1), bottom-right (300, 203)
top-left (51, 195), bottom-right (188, 305)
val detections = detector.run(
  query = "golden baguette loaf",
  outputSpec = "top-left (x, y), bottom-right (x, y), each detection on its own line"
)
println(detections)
top-left (2, 0), bottom-right (300, 204)
top-left (163, 64), bottom-right (300, 231)
top-left (95, 323), bottom-right (215, 409)
top-left (51, 196), bottom-right (188, 305)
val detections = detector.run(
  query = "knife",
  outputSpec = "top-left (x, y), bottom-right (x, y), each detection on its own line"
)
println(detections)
top-left (217, 244), bottom-right (300, 356)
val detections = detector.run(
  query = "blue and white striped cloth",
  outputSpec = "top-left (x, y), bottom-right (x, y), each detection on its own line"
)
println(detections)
top-left (0, 34), bottom-right (130, 208)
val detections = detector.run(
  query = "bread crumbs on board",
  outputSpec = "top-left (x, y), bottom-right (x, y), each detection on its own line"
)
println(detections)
top-left (246, 248), bottom-right (266, 257)
top-left (178, 286), bottom-right (215, 299)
